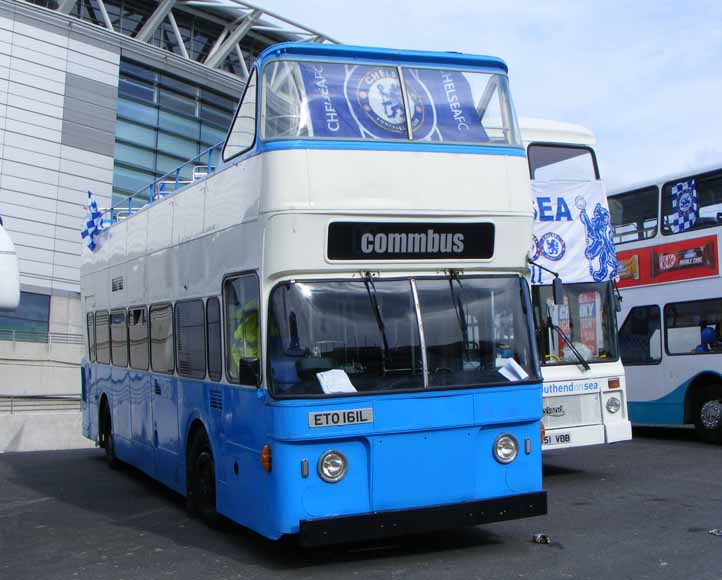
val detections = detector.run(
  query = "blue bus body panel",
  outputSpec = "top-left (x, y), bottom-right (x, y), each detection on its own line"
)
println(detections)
top-left (84, 368), bottom-right (542, 541)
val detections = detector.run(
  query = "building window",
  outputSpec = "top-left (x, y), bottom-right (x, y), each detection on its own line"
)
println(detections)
top-left (95, 311), bottom-right (111, 364)
top-left (113, 58), bottom-right (237, 207)
top-left (150, 304), bottom-right (174, 374)
top-left (110, 310), bottom-right (128, 367)
top-left (0, 291), bottom-right (50, 342)
top-left (175, 300), bottom-right (206, 379)
top-left (206, 297), bottom-right (222, 381)
top-left (224, 274), bottom-right (260, 385)
top-left (128, 307), bottom-right (149, 370)
top-left (664, 299), bottom-right (722, 355)
top-left (619, 305), bottom-right (661, 365)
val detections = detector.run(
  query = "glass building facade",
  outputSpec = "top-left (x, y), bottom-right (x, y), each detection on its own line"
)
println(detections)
top-left (112, 59), bottom-right (237, 207)
top-left (0, 292), bottom-right (50, 340)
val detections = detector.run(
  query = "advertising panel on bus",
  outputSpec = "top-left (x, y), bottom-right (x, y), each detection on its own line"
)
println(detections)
top-left (616, 234), bottom-right (719, 288)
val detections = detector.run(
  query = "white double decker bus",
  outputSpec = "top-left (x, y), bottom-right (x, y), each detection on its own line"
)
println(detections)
top-left (610, 165), bottom-right (722, 443)
top-left (521, 119), bottom-right (632, 450)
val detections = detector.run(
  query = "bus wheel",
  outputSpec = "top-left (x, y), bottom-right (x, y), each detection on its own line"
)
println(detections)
top-left (188, 430), bottom-right (220, 526)
top-left (695, 395), bottom-right (722, 444)
top-left (100, 401), bottom-right (120, 469)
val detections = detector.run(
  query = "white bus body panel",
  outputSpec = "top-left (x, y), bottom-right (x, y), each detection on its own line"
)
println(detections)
top-left (81, 149), bottom-right (533, 376)
top-left (0, 224), bottom-right (20, 310)
top-left (541, 362), bottom-right (631, 449)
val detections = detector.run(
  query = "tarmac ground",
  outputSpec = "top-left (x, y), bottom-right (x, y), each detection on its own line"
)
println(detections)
top-left (1, 426), bottom-right (721, 580)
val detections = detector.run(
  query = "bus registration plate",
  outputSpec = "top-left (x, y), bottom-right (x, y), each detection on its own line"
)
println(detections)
top-left (308, 408), bottom-right (374, 428)
top-left (544, 431), bottom-right (571, 446)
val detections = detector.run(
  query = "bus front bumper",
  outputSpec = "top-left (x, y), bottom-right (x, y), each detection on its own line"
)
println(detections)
top-left (298, 491), bottom-right (547, 546)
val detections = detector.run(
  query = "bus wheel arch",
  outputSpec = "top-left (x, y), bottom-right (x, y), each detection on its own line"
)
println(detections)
top-left (684, 374), bottom-right (722, 444)
top-left (185, 420), bottom-right (220, 525)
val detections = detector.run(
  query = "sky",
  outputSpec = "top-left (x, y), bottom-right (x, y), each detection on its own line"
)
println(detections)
top-left (257, 0), bottom-right (722, 190)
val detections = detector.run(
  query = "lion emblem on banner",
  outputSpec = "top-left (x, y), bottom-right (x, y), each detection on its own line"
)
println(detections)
top-left (575, 196), bottom-right (618, 282)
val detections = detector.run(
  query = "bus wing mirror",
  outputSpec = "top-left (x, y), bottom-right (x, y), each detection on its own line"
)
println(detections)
top-left (552, 277), bottom-right (564, 306)
top-left (241, 358), bottom-right (261, 387)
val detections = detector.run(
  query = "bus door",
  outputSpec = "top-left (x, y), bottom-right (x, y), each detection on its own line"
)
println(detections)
top-left (149, 303), bottom-right (181, 489)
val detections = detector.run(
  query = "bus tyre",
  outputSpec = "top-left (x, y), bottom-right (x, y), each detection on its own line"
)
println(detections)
top-left (695, 395), bottom-right (722, 445)
top-left (187, 430), bottom-right (220, 527)
top-left (100, 401), bottom-right (120, 469)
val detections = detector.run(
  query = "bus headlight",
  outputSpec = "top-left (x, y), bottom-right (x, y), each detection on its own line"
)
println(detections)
top-left (493, 434), bottom-right (519, 464)
top-left (606, 396), bottom-right (621, 414)
top-left (318, 450), bottom-right (348, 483)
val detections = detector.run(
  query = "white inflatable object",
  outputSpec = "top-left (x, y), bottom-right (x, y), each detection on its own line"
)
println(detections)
top-left (0, 221), bottom-right (20, 309)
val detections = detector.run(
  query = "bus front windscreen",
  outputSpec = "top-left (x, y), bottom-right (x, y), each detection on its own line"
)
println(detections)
top-left (268, 277), bottom-right (536, 396)
top-left (533, 282), bottom-right (618, 365)
top-left (261, 59), bottom-right (520, 147)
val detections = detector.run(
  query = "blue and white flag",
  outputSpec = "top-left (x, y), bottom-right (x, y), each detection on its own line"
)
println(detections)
top-left (670, 179), bottom-right (698, 233)
top-left (81, 190), bottom-right (103, 252)
top-left (298, 63), bottom-right (487, 142)
top-left (530, 180), bottom-right (618, 285)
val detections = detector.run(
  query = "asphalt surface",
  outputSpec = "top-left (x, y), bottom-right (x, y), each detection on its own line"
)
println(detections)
top-left (1, 427), bottom-right (721, 580)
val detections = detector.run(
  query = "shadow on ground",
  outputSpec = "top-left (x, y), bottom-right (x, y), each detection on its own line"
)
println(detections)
top-left (0, 449), bottom-right (509, 573)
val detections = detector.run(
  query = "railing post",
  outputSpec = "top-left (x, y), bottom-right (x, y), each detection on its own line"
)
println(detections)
top-left (175, 167), bottom-right (180, 191)
top-left (207, 148), bottom-right (213, 176)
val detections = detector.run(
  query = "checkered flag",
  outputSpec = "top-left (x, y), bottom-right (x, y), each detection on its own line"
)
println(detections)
top-left (81, 191), bottom-right (103, 252)
top-left (670, 179), bottom-right (698, 233)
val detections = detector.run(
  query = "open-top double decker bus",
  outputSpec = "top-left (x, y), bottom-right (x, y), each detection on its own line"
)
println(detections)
top-left (521, 119), bottom-right (631, 450)
top-left (610, 165), bottom-right (722, 443)
top-left (80, 43), bottom-right (546, 545)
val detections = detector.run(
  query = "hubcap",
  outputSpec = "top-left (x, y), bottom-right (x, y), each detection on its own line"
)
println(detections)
top-left (701, 399), bottom-right (722, 430)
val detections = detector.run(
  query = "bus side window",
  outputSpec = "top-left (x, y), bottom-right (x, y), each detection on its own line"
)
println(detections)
top-left (664, 298), bottom-right (722, 355)
top-left (223, 274), bottom-right (260, 386)
top-left (128, 307), bottom-right (149, 370)
top-left (223, 70), bottom-right (257, 161)
top-left (86, 312), bottom-right (95, 362)
top-left (619, 305), bottom-right (661, 365)
top-left (110, 309), bottom-right (128, 367)
top-left (150, 304), bottom-right (174, 374)
top-left (175, 300), bottom-right (206, 379)
top-left (95, 310), bottom-right (110, 364)
top-left (206, 297), bottom-right (222, 382)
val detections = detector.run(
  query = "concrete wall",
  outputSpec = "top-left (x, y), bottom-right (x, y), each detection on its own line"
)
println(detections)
top-left (0, 411), bottom-right (93, 452)
top-left (0, 3), bottom-right (118, 295)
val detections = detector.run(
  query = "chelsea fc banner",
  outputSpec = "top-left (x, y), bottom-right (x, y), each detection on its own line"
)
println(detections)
top-left (530, 180), bottom-right (618, 285)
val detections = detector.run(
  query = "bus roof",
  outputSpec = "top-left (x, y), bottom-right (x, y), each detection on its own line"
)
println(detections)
top-left (519, 117), bottom-right (596, 148)
top-left (608, 162), bottom-right (722, 197)
top-left (257, 42), bottom-right (509, 73)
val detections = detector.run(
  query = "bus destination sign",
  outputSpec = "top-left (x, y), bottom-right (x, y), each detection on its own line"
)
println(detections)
top-left (327, 222), bottom-right (495, 261)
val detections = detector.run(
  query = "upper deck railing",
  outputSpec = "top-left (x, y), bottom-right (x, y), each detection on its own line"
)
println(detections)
top-left (104, 140), bottom-right (225, 226)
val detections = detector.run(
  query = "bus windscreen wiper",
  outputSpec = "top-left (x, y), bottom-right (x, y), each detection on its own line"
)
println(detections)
top-left (363, 273), bottom-right (390, 367)
top-left (545, 304), bottom-right (590, 371)
top-left (448, 271), bottom-right (470, 360)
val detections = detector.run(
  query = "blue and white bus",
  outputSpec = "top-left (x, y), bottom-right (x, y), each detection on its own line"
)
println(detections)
top-left (80, 43), bottom-right (547, 544)
top-left (610, 165), bottom-right (722, 443)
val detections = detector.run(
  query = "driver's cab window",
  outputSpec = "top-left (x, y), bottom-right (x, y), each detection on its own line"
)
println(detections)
top-left (223, 70), bottom-right (257, 160)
